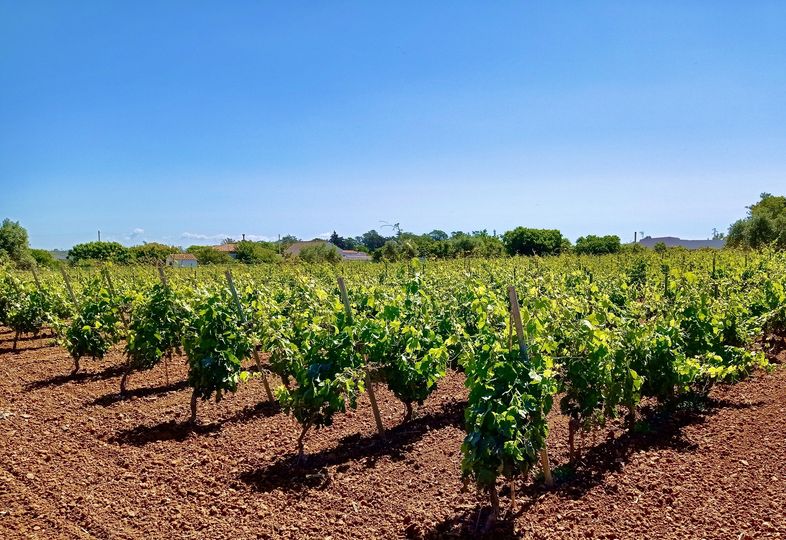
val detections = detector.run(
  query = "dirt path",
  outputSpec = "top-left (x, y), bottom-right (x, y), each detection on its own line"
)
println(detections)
top-left (1, 327), bottom-right (784, 539)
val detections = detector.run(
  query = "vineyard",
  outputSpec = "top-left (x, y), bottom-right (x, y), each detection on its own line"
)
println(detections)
top-left (1, 252), bottom-right (785, 539)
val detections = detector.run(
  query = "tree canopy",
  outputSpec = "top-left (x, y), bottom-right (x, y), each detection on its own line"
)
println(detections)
top-left (0, 218), bottom-right (32, 267)
top-left (502, 227), bottom-right (566, 256)
top-left (727, 193), bottom-right (786, 249)
top-left (574, 235), bottom-right (621, 255)
top-left (68, 241), bottom-right (130, 264)
top-left (235, 240), bottom-right (280, 264)
top-left (186, 245), bottom-right (234, 265)
top-left (128, 243), bottom-right (180, 264)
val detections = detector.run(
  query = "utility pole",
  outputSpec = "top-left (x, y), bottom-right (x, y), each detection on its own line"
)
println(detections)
top-left (634, 231), bottom-right (637, 243)
top-left (98, 230), bottom-right (101, 242)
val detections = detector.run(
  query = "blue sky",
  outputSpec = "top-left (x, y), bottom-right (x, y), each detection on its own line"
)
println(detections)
top-left (1, 1), bottom-right (784, 249)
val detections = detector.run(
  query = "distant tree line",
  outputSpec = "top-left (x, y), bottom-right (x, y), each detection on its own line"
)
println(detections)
top-left (5, 193), bottom-right (781, 269)
top-left (0, 223), bottom-right (626, 267)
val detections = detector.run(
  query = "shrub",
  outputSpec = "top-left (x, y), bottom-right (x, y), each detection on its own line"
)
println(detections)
top-left (502, 227), bottom-right (566, 256)
top-left (68, 241), bottom-right (130, 264)
top-left (30, 249), bottom-right (57, 268)
top-left (186, 246), bottom-right (234, 265)
top-left (235, 240), bottom-right (280, 264)
top-left (299, 243), bottom-right (342, 263)
top-left (574, 235), bottom-right (621, 255)
top-left (129, 243), bottom-right (180, 265)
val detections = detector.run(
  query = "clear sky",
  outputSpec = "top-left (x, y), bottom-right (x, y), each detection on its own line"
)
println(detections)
top-left (1, 1), bottom-right (784, 249)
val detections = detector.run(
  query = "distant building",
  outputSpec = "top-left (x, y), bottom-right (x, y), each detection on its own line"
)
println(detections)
top-left (166, 253), bottom-right (198, 268)
top-left (638, 236), bottom-right (725, 250)
top-left (340, 249), bottom-right (373, 261)
top-left (49, 250), bottom-right (69, 261)
top-left (285, 240), bottom-right (372, 261)
top-left (211, 243), bottom-right (238, 259)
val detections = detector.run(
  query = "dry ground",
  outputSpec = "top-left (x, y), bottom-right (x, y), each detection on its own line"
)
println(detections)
top-left (1, 327), bottom-right (784, 539)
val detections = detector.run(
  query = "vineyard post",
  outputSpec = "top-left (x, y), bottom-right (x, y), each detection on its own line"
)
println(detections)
top-left (102, 268), bottom-right (129, 331)
top-left (31, 267), bottom-right (42, 290)
top-left (157, 265), bottom-right (171, 385)
top-left (224, 270), bottom-right (275, 402)
top-left (337, 276), bottom-right (385, 436)
top-left (508, 286), bottom-right (554, 488)
top-left (662, 265), bottom-right (669, 298)
top-left (31, 266), bottom-right (58, 341)
top-left (103, 267), bottom-right (135, 391)
top-left (157, 265), bottom-right (168, 288)
top-left (59, 266), bottom-right (78, 306)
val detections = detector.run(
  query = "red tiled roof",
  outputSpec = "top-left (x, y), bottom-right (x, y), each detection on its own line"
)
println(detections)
top-left (167, 253), bottom-right (197, 260)
top-left (212, 243), bottom-right (237, 252)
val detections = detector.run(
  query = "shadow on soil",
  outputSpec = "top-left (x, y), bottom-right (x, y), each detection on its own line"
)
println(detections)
top-left (24, 364), bottom-right (128, 391)
top-left (0, 332), bottom-right (55, 344)
top-left (108, 400), bottom-right (280, 446)
top-left (415, 508), bottom-right (520, 540)
top-left (88, 380), bottom-right (190, 407)
top-left (0, 343), bottom-right (56, 355)
top-left (418, 396), bottom-right (763, 539)
top-left (238, 399), bottom-right (466, 494)
top-left (109, 419), bottom-right (222, 445)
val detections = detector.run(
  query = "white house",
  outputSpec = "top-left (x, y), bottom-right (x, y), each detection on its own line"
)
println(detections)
top-left (166, 253), bottom-right (198, 268)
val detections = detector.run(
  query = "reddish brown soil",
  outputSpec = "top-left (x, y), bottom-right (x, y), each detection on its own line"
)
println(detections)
top-left (1, 327), bottom-right (784, 539)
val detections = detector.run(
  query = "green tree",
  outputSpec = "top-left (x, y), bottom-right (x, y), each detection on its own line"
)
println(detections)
top-left (235, 240), bottom-right (280, 264)
top-left (299, 243), bottom-right (341, 263)
top-left (574, 235), bottom-right (622, 255)
top-left (502, 227), bottom-right (566, 256)
top-left (186, 245), bottom-right (234, 265)
top-left (329, 231), bottom-right (350, 250)
top-left (727, 193), bottom-right (786, 249)
top-left (68, 241), bottom-right (130, 264)
top-left (278, 235), bottom-right (300, 250)
top-left (358, 230), bottom-right (388, 251)
top-left (30, 249), bottom-right (57, 268)
top-left (128, 243), bottom-right (180, 265)
top-left (428, 230), bottom-right (448, 241)
top-left (0, 219), bottom-right (30, 263)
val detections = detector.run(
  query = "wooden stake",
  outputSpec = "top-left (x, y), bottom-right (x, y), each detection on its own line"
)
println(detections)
top-left (224, 270), bottom-right (274, 402)
top-left (508, 286), bottom-right (554, 488)
top-left (509, 477), bottom-right (516, 512)
top-left (337, 276), bottom-right (384, 436)
top-left (31, 267), bottom-right (42, 290)
top-left (157, 265), bottom-right (168, 287)
top-left (364, 370), bottom-right (385, 434)
top-left (663, 267), bottom-right (669, 298)
top-left (337, 277), bottom-right (352, 320)
top-left (507, 287), bottom-right (527, 354)
top-left (102, 268), bottom-right (129, 331)
top-left (59, 266), bottom-right (77, 306)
